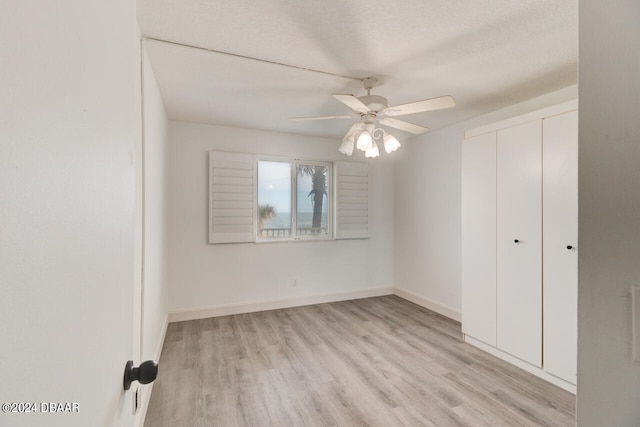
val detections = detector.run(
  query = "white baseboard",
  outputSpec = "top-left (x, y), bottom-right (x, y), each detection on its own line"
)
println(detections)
top-left (393, 287), bottom-right (461, 322)
top-left (135, 313), bottom-right (169, 427)
top-left (168, 287), bottom-right (394, 323)
top-left (464, 335), bottom-right (576, 394)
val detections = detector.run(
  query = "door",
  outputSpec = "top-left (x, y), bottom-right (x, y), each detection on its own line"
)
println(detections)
top-left (497, 120), bottom-right (543, 367)
top-left (1, 1), bottom-right (140, 426)
top-left (543, 111), bottom-right (578, 383)
top-left (462, 132), bottom-right (497, 346)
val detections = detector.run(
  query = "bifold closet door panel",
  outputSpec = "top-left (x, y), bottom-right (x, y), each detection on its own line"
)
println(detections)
top-left (543, 110), bottom-right (578, 384)
top-left (461, 132), bottom-right (497, 346)
top-left (496, 120), bottom-right (542, 367)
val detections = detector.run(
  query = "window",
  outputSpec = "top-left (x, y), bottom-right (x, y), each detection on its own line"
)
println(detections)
top-left (257, 159), bottom-right (331, 241)
top-left (208, 151), bottom-right (369, 244)
top-left (257, 160), bottom-right (291, 238)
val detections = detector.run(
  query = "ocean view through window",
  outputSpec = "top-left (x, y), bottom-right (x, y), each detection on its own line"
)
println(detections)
top-left (257, 159), bottom-right (331, 241)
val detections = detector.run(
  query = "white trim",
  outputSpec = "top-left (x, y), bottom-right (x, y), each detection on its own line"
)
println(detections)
top-left (464, 100), bottom-right (578, 139)
top-left (168, 287), bottom-right (394, 323)
top-left (464, 335), bottom-right (576, 394)
top-left (393, 287), bottom-right (462, 322)
top-left (135, 314), bottom-right (169, 427)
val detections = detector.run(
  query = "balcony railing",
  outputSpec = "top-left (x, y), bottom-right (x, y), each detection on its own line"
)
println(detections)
top-left (259, 227), bottom-right (328, 238)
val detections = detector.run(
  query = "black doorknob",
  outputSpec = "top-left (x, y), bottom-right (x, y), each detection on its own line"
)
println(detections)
top-left (567, 245), bottom-right (574, 250)
top-left (514, 239), bottom-right (520, 244)
top-left (123, 360), bottom-right (158, 391)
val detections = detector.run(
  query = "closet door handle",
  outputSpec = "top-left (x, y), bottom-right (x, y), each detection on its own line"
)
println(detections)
top-left (566, 245), bottom-right (575, 250)
top-left (514, 239), bottom-right (520, 244)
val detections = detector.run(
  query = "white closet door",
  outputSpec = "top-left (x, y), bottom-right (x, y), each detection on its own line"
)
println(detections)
top-left (543, 110), bottom-right (578, 384)
top-left (462, 132), bottom-right (497, 346)
top-left (497, 120), bottom-right (542, 367)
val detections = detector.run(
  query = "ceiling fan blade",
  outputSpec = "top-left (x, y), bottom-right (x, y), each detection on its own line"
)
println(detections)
top-left (379, 117), bottom-right (430, 134)
top-left (380, 95), bottom-right (456, 117)
top-left (332, 94), bottom-right (370, 114)
top-left (289, 115), bottom-right (352, 121)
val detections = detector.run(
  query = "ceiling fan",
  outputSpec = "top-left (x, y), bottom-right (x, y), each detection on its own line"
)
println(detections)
top-left (289, 77), bottom-right (456, 158)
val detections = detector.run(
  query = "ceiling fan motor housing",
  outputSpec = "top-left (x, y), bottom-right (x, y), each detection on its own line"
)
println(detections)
top-left (357, 95), bottom-right (388, 113)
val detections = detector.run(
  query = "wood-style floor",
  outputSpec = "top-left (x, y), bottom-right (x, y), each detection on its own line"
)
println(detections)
top-left (145, 296), bottom-right (575, 426)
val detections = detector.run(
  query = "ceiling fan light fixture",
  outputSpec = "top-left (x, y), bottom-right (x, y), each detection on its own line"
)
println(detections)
top-left (365, 141), bottom-right (380, 158)
top-left (338, 137), bottom-right (355, 156)
top-left (356, 130), bottom-right (373, 151)
top-left (383, 133), bottom-right (401, 153)
top-left (293, 80), bottom-right (455, 159)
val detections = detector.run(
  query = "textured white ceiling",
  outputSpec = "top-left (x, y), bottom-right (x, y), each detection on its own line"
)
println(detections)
top-left (137, 0), bottom-right (577, 139)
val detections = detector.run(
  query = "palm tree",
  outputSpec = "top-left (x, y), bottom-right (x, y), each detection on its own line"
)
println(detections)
top-left (258, 204), bottom-right (276, 236)
top-left (298, 165), bottom-right (327, 231)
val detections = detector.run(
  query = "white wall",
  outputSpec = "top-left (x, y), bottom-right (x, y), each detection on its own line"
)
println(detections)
top-left (394, 86), bottom-right (578, 320)
top-left (136, 49), bottom-right (170, 426)
top-left (577, 1), bottom-right (640, 424)
top-left (0, 1), bottom-right (140, 426)
top-left (167, 122), bottom-right (394, 318)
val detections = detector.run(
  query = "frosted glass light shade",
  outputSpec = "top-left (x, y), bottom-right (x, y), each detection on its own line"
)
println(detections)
top-left (339, 123), bottom-right (401, 158)
top-left (338, 138), bottom-right (354, 156)
top-left (356, 131), bottom-right (373, 151)
top-left (383, 134), bottom-right (401, 153)
top-left (365, 141), bottom-right (380, 158)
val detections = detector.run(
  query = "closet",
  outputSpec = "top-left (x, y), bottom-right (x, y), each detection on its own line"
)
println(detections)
top-left (461, 101), bottom-right (577, 392)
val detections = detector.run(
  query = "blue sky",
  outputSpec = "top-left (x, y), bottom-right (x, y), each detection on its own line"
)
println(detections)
top-left (257, 161), bottom-right (327, 214)
top-left (258, 161), bottom-right (291, 212)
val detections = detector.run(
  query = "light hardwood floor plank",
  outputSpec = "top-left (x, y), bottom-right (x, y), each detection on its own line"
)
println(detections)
top-left (145, 296), bottom-right (575, 426)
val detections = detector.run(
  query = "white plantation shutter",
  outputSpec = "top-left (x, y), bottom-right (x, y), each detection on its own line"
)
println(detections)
top-left (335, 161), bottom-right (369, 239)
top-left (209, 151), bottom-right (255, 244)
